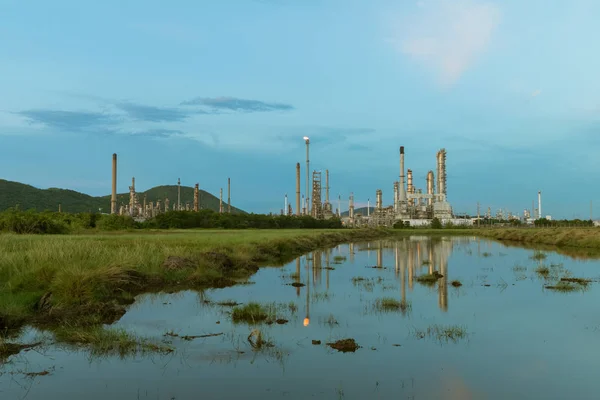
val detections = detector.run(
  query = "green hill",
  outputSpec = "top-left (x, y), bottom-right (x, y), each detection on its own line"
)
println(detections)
top-left (341, 207), bottom-right (374, 217)
top-left (0, 179), bottom-right (245, 214)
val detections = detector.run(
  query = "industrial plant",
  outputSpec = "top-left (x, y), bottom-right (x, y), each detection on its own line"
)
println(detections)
top-left (288, 141), bottom-right (467, 227)
top-left (109, 153), bottom-right (232, 220)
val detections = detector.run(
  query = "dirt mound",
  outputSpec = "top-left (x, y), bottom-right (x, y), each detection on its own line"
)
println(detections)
top-left (162, 256), bottom-right (196, 271)
top-left (327, 338), bottom-right (360, 353)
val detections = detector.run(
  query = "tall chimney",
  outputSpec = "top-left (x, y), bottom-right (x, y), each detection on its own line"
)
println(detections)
top-left (427, 170), bottom-right (434, 206)
top-left (538, 190), bottom-right (542, 219)
top-left (376, 189), bottom-right (382, 210)
top-left (284, 194), bottom-right (288, 215)
top-left (194, 183), bottom-right (199, 212)
top-left (111, 153), bottom-right (117, 214)
top-left (325, 169), bottom-right (330, 203)
top-left (296, 163), bottom-right (301, 216)
top-left (407, 169), bottom-right (413, 205)
top-left (227, 177), bottom-right (231, 213)
top-left (393, 182), bottom-right (399, 212)
top-left (177, 178), bottom-right (181, 211)
top-left (220, 188), bottom-right (223, 213)
top-left (399, 146), bottom-right (406, 202)
top-left (349, 193), bottom-right (355, 219)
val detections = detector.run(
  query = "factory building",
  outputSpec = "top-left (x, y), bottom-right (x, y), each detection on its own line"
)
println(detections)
top-left (341, 146), bottom-right (469, 228)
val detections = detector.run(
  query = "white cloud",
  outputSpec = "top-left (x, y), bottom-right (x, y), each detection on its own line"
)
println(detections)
top-left (389, 0), bottom-right (501, 86)
top-left (531, 89), bottom-right (542, 97)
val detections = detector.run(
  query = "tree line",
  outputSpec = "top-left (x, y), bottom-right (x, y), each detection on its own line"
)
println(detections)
top-left (0, 208), bottom-right (343, 234)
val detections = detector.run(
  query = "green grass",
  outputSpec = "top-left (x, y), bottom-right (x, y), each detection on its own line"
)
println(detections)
top-left (231, 302), bottom-right (275, 324)
top-left (0, 228), bottom-right (394, 334)
top-left (535, 265), bottom-right (550, 277)
top-left (413, 324), bottom-right (468, 342)
top-left (373, 297), bottom-right (411, 312)
top-left (415, 271), bottom-right (443, 286)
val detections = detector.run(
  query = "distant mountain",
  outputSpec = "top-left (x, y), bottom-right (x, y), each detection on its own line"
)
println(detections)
top-left (0, 179), bottom-right (245, 214)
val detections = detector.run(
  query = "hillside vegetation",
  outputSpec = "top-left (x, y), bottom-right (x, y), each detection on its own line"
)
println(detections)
top-left (0, 180), bottom-right (244, 214)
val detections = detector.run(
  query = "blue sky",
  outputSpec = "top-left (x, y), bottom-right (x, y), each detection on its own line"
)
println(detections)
top-left (1, 0), bottom-right (599, 218)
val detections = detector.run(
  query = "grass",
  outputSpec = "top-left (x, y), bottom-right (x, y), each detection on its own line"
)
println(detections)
top-left (230, 301), bottom-right (296, 324)
top-left (530, 251), bottom-right (547, 260)
top-left (0, 229), bottom-right (394, 333)
top-left (52, 326), bottom-right (173, 358)
top-left (373, 297), bottom-right (411, 313)
top-left (332, 255), bottom-right (347, 264)
top-left (544, 281), bottom-right (587, 292)
top-left (535, 265), bottom-right (550, 277)
top-left (413, 324), bottom-right (468, 343)
top-left (415, 271), bottom-right (444, 286)
top-left (450, 280), bottom-right (462, 287)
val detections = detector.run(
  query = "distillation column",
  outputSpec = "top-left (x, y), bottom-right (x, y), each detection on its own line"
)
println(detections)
top-left (296, 163), bottom-right (301, 216)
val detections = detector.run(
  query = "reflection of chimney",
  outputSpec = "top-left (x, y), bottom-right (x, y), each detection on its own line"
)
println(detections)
top-left (399, 146), bottom-right (406, 202)
top-left (296, 163), bottom-right (301, 216)
top-left (295, 258), bottom-right (301, 297)
top-left (111, 153), bottom-right (117, 214)
top-left (194, 183), bottom-right (199, 212)
top-left (228, 178), bottom-right (231, 213)
top-left (377, 241), bottom-right (383, 268)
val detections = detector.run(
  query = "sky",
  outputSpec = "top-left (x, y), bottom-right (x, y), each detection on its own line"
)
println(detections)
top-left (1, 0), bottom-right (599, 218)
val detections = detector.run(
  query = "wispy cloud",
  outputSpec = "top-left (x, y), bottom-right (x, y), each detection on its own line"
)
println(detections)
top-left (181, 96), bottom-right (294, 113)
top-left (389, 0), bottom-right (501, 86)
top-left (531, 89), bottom-right (542, 97)
top-left (17, 109), bottom-right (117, 130)
top-left (116, 102), bottom-right (196, 122)
top-left (113, 128), bottom-right (184, 138)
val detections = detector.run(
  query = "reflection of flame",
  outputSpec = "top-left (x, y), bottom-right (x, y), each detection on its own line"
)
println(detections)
top-left (303, 318), bottom-right (310, 326)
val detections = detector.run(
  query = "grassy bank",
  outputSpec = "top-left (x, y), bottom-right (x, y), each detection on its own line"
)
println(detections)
top-left (0, 228), bottom-right (394, 334)
top-left (475, 228), bottom-right (600, 253)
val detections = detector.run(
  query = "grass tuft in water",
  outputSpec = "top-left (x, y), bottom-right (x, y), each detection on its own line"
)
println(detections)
top-left (333, 255), bottom-right (347, 264)
top-left (413, 324), bottom-right (468, 343)
top-left (231, 303), bottom-right (274, 324)
top-left (535, 265), bottom-right (550, 277)
top-left (374, 297), bottom-right (411, 313)
top-left (416, 271), bottom-right (443, 286)
top-left (450, 280), bottom-right (462, 287)
top-left (530, 251), bottom-right (547, 260)
top-left (52, 326), bottom-right (173, 358)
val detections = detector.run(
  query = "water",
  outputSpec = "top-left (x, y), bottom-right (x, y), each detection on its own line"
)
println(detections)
top-left (3, 236), bottom-right (600, 399)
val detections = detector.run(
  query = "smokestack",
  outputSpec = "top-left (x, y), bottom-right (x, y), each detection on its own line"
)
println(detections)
top-left (436, 149), bottom-right (447, 197)
top-left (177, 178), bottom-right (181, 211)
top-left (111, 153), bottom-right (117, 214)
top-left (338, 194), bottom-right (341, 217)
top-left (427, 170), bottom-right (434, 206)
top-left (228, 177), bottom-right (231, 213)
top-left (219, 188), bottom-right (223, 213)
top-left (399, 146), bottom-right (406, 202)
top-left (284, 194), bottom-right (288, 215)
top-left (376, 189), bottom-right (382, 210)
top-left (393, 182), bottom-right (399, 212)
top-left (349, 193), bottom-right (355, 219)
top-left (407, 169), bottom-right (413, 205)
top-left (305, 138), bottom-right (310, 215)
top-left (194, 183), bottom-right (199, 212)
top-left (296, 163), bottom-right (301, 216)
top-left (325, 169), bottom-right (330, 203)
top-left (538, 191), bottom-right (542, 219)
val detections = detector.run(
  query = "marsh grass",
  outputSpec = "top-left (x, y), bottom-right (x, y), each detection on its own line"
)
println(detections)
top-left (231, 301), bottom-right (295, 324)
top-left (450, 280), bottom-right (462, 287)
top-left (373, 298), bottom-right (411, 313)
top-left (481, 252), bottom-right (492, 257)
top-left (0, 229), bottom-right (390, 334)
top-left (52, 326), bottom-right (173, 358)
top-left (333, 255), bottom-right (347, 264)
top-left (544, 281), bottom-right (587, 292)
top-left (531, 251), bottom-right (547, 260)
top-left (535, 266), bottom-right (550, 277)
top-left (416, 272), bottom-right (443, 286)
top-left (413, 324), bottom-right (468, 343)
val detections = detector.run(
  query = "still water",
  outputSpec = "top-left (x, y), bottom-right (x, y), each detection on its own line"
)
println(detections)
top-left (2, 236), bottom-right (600, 399)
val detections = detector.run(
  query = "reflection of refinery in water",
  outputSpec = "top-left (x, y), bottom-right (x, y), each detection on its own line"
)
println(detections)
top-left (295, 237), bottom-right (466, 320)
